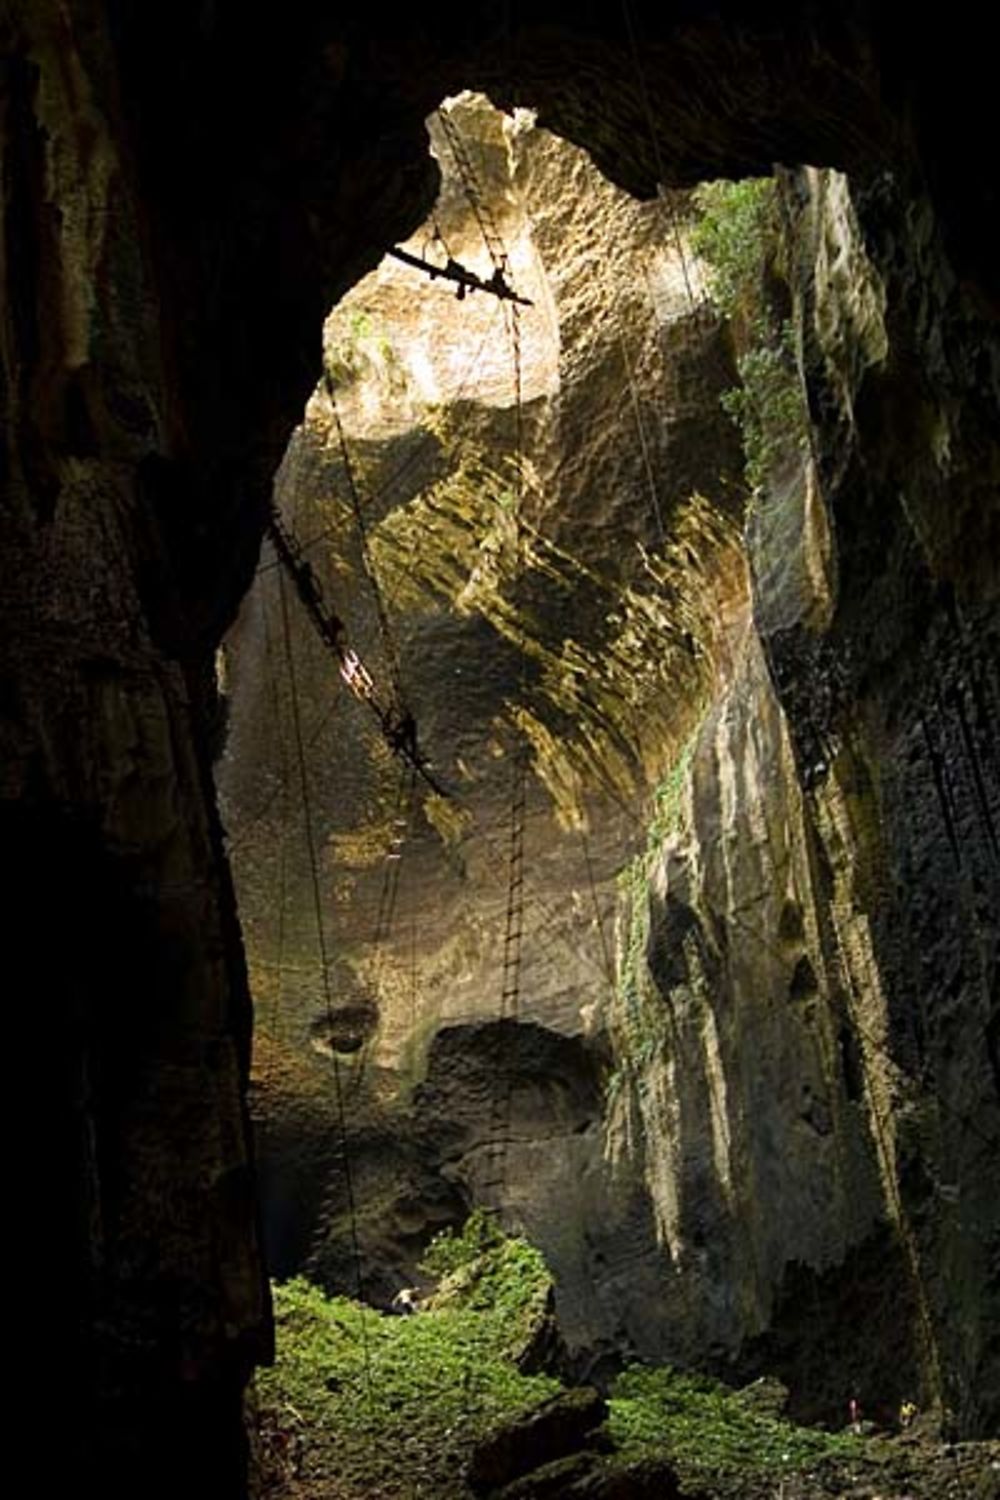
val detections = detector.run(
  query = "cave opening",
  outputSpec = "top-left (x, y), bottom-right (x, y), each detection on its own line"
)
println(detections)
top-left (220, 90), bottom-right (746, 1272)
top-left (215, 80), bottom-right (998, 1493)
top-left (217, 89), bottom-right (827, 1489)
top-left (6, 7), bottom-right (999, 1494)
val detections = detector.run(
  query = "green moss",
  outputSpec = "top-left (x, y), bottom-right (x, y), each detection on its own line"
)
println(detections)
top-left (609, 1364), bottom-right (864, 1480)
top-left (691, 178), bottom-right (809, 491)
top-left (258, 1223), bottom-right (559, 1495)
top-left (605, 726), bottom-right (700, 1100)
top-left (419, 1205), bottom-right (505, 1278)
top-left (259, 1226), bottom-right (879, 1497)
top-left (422, 1210), bottom-right (553, 1360)
top-left (326, 306), bottom-right (404, 390)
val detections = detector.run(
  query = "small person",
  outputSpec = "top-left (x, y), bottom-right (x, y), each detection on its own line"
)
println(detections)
top-left (900, 1399), bottom-right (917, 1429)
top-left (849, 1396), bottom-right (862, 1434)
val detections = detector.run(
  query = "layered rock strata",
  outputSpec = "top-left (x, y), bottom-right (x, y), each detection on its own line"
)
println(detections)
top-left (3, 4), bottom-right (998, 1487)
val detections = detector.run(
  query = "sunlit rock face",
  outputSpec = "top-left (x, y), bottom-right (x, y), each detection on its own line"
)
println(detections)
top-left (219, 93), bottom-right (746, 1360)
top-left (5, 1), bottom-right (999, 1485)
top-left (607, 168), bottom-right (999, 1429)
top-left (221, 93), bottom-right (1000, 1435)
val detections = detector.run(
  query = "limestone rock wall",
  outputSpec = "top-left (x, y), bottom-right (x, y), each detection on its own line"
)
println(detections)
top-left (610, 168), bottom-right (999, 1431)
top-left (218, 87), bottom-right (999, 1431)
top-left (219, 96), bottom-right (747, 1363)
top-left (4, 2), bottom-right (999, 1486)
top-left (0, 9), bottom-right (272, 1490)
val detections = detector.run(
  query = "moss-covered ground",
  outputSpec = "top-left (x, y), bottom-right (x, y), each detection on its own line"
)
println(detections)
top-left (608, 1365), bottom-right (861, 1486)
top-left (255, 1216), bottom-right (561, 1497)
top-left (254, 1217), bottom-right (1000, 1499)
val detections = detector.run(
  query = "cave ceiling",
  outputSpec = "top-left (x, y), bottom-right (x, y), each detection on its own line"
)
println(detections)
top-left (98, 1), bottom-right (996, 650)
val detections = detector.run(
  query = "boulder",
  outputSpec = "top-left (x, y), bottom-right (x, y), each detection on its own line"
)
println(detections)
top-left (499, 1455), bottom-right (692, 1500)
top-left (468, 1387), bottom-right (607, 1493)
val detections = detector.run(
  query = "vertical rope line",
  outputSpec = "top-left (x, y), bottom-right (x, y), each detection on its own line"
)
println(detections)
top-left (261, 586), bottom-right (291, 1111)
top-left (490, 292), bottom-right (528, 1215)
top-left (579, 827), bottom-right (616, 993)
top-left (618, 327), bottom-right (666, 546)
top-left (410, 903), bottom-right (418, 1038)
top-left (620, 0), bottom-right (699, 314)
top-left (277, 566), bottom-right (375, 1406)
top-left (354, 763), bottom-right (416, 1093)
top-left (327, 379), bottom-right (406, 708)
top-left (436, 106), bottom-right (509, 273)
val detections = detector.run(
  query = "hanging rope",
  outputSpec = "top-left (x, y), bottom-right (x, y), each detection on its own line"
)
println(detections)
top-left (257, 304), bottom-right (504, 577)
top-left (579, 825), bottom-right (617, 995)
top-left (260, 589), bottom-right (291, 1115)
top-left (617, 324), bottom-right (667, 547)
top-left (620, 0), bottom-right (700, 317)
top-left (484, 289), bottom-right (530, 1215)
top-left (324, 373), bottom-right (406, 711)
top-left (435, 105), bottom-right (511, 278)
top-left (277, 566), bottom-right (376, 1406)
top-left (373, 764), bottom-right (416, 951)
top-left (350, 764), bottom-right (417, 1089)
top-left (269, 510), bottom-right (445, 795)
top-left (500, 296), bottom-right (528, 1030)
top-left (428, 98), bottom-right (532, 1214)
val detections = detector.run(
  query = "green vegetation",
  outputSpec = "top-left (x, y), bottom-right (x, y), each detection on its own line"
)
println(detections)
top-left (691, 178), bottom-right (809, 490)
top-left (691, 178), bottom-right (778, 318)
top-left (326, 306), bottom-right (402, 389)
top-left (421, 1208), bottom-right (554, 1361)
top-left (257, 1217), bottom-right (559, 1495)
top-left (257, 1219), bottom-right (876, 1497)
top-left (610, 1364), bottom-right (864, 1482)
top-left (419, 1205), bottom-right (505, 1278)
top-left (606, 730), bottom-right (699, 1102)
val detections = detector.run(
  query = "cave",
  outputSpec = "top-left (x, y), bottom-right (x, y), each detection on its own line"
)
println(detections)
top-left (3, 5), bottom-right (998, 1497)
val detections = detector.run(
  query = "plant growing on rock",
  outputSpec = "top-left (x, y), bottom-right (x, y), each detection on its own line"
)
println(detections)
top-left (609, 1363), bottom-right (865, 1483)
top-left (606, 728), bottom-right (699, 1103)
top-left (692, 178), bottom-right (810, 490)
top-left (325, 306), bottom-right (403, 389)
top-left (256, 1222), bottom-right (560, 1496)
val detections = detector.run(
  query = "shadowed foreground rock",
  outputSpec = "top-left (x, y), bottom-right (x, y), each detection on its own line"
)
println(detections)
top-left (4, 1), bottom-right (998, 1488)
top-left (496, 1455), bottom-right (693, 1500)
top-left (468, 1387), bottom-right (607, 1493)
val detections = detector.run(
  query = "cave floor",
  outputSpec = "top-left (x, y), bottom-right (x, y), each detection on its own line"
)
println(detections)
top-left (254, 1421), bottom-right (999, 1500)
top-left (251, 1276), bottom-right (999, 1500)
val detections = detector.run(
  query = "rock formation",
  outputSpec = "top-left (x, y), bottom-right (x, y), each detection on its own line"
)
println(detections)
top-left (2, 3), bottom-right (997, 1490)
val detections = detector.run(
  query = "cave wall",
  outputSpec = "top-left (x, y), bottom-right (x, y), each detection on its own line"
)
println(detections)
top-left (3, 0), bottom-right (998, 1485)
top-left (615, 166), bottom-right (999, 1429)
top-left (0, 8), bottom-right (273, 1491)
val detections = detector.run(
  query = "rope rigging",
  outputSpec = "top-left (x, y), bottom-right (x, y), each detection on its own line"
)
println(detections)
top-left (250, 87), bottom-right (714, 1234)
top-left (387, 244), bottom-right (532, 307)
top-left (277, 565), bottom-right (375, 1405)
top-left (619, 0), bottom-right (700, 317)
top-left (349, 763), bottom-right (419, 1092)
top-left (429, 95), bottom-right (532, 1212)
top-left (246, 587), bottom-right (294, 1167)
top-left (233, 81), bottom-right (990, 1434)
top-left (435, 104), bottom-right (512, 281)
top-left (324, 373), bottom-right (405, 705)
top-left (255, 303), bottom-right (505, 577)
top-left (267, 509), bottom-right (445, 796)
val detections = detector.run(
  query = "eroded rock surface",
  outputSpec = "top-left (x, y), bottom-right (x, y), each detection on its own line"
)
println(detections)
top-left (4, 3), bottom-right (999, 1488)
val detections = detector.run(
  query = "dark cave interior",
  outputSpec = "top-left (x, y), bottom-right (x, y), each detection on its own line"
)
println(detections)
top-left (2, 4), bottom-right (998, 1496)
